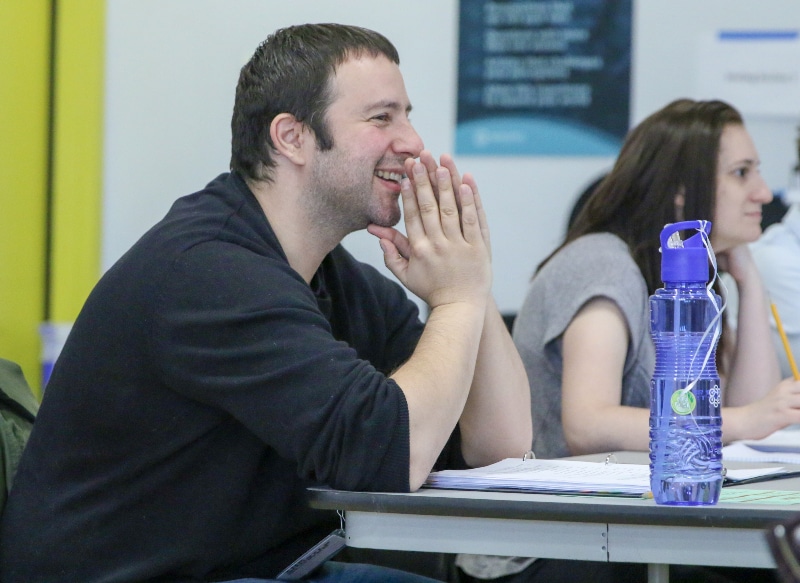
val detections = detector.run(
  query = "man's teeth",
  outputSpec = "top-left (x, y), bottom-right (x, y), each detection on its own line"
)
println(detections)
top-left (375, 170), bottom-right (402, 182)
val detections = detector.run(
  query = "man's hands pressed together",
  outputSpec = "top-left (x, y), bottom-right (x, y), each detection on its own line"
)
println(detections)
top-left (369, 150), bottom-right (531, 489)
top-left (367, 150), bottom-right (492, 312)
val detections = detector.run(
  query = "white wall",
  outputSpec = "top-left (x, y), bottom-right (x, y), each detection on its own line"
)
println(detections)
top-left (632, 0), bottom-right (800, 200)
top-left (102, 0), bottom-right (800, 314)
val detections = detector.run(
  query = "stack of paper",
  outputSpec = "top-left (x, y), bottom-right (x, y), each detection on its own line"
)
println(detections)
top-left (425, 458), bottom-right (795, 495)
top-left (723, 427), bottom-right (800, 464)
top-left (724, 466), bottom-right (791, 484)
top-left (425, 458), bottom-right (650, 496)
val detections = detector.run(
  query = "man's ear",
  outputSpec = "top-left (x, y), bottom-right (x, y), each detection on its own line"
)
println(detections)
top-left (269, 113), bottom-right (310, 166)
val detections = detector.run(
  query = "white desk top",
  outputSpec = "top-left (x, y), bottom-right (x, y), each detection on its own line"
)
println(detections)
top-left (307, 451), bottom-right (800, 574)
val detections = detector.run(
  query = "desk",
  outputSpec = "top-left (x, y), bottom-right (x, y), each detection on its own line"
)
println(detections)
top-left (308, 452), bottom-right (800, 583)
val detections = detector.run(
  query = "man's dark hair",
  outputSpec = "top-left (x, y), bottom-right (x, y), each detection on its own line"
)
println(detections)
top-left (230, 23), bottom-right (400, 182)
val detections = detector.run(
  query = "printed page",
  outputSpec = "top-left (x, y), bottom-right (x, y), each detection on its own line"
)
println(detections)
top-left (724, 427), bottom-right (800, 462)
top-left (425, 458), bottom-right (650, 495)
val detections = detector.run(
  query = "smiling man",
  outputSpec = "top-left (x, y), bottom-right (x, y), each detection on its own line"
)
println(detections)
top-left (0, 24), bottom-right (531, 583)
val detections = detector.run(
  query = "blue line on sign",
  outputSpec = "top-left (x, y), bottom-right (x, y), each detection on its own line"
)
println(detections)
top-left (718, 30), bottom-right (798, 41)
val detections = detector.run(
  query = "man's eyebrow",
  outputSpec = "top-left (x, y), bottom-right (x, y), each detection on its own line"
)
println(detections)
top-left (365, 100), bottom-right (413, 114)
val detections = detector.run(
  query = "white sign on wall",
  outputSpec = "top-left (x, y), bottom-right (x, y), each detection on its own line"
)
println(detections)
top-left (696, 30), bottom-right (800, 118)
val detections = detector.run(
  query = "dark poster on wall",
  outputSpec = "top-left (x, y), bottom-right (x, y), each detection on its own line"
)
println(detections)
top-left (456, 0), bottom-right (632, 156)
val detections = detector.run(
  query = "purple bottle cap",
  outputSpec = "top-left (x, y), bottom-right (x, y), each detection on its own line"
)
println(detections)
top-left (659, 220), bottom-right (712, 284)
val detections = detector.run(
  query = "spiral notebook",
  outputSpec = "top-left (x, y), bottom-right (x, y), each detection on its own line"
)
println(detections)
top-left (424, 458), bottom-right (794, 497)
top-left (424, 458), bottom-right (650, 496)
top-left (723, 427), bottom-right (800, 464)
top-left (723, 443), bottom-right (800, 464)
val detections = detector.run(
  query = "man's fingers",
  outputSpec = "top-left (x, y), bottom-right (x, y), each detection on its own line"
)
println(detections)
top-left (440, 154), bottom-right (462, 191)
top-left (400, 152), bottom-right (487, 251)
top-left (404, 157), bottom-right (417, 180)
top-left (419, 150), bottom-right (438, 198)
top-left (399, 174), bottom-right (425, 242)
top-left (440, 154), bottom-right (465, 217)
top-left (376, 238), bottom-right (409, 284)
top-left (463, 173), bottom-right (479, 205)
top-left (457, 183), bottom-right (483, 245)
top-left (463, 172), bottom-right (491, 253)
top-left (367, 224), bottom-right (412, 260)
top-left (435, 167), bottom-right (462, 239)
top-left (410, 161), bottom-right (445, 237)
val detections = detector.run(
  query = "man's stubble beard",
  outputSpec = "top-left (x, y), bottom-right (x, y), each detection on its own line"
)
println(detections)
top-left (306, 151), bottom-right (401, 237)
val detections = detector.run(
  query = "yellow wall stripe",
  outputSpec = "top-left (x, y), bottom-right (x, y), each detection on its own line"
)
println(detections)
top-left (0, 2), bottom-right (51, 391)
top-left (50, 0), bottom-right (105, 323)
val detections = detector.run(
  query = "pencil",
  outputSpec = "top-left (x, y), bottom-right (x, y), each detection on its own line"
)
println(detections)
top-left (770, 302), bottom-right (800, 381)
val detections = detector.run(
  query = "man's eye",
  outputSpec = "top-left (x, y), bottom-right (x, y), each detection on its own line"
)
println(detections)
top-left (734, 167), bottom-right (749, 178)
top-left (372, 114), bottom-right (390, 122)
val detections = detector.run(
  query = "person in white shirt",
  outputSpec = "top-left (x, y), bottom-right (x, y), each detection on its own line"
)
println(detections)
top-left (751, 184), bottom-right (800, 380)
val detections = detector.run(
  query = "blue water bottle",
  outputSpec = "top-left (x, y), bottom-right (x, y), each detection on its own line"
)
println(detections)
top-left (649, 220), bottom-right (723, 505)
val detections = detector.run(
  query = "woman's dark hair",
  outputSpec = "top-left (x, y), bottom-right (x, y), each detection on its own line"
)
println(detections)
top-left (567, 173), bottom-right (608, 232)
top-left (540, 98), bottom-right (743, 295)
top-left (230, 23), bottom-right (400, 182)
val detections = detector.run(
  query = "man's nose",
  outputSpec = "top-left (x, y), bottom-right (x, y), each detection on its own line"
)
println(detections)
top-left (394, 120), bottom-right (424, 158)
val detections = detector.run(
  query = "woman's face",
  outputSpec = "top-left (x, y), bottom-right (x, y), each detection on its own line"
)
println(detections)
top-left (712, 124), bottom-right (773, 252)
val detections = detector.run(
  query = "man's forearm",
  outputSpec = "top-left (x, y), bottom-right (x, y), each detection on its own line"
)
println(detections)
top-left (458, 297), bottom-right (533, 467)
top-left (390, 300), bottom-right (487, 489)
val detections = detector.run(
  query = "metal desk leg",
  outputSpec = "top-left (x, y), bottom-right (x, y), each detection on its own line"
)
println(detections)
top-left (648, 563), bottom-right (669, 583)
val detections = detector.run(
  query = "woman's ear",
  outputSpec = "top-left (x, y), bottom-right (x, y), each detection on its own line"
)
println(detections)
top-left (269, 113), bottom-right (309, 166)
top-left (674, 189), bottom-right (686, 222)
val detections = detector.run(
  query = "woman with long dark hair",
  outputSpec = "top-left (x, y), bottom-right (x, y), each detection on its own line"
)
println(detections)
top-left (457, 99), bottom-right (800, 583)
top-left (517, 98), bottom-right (800, 460)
